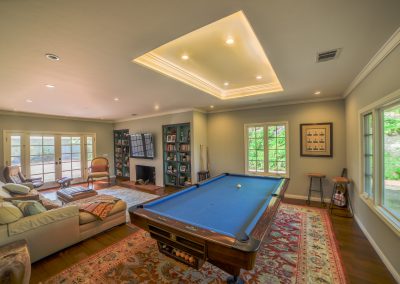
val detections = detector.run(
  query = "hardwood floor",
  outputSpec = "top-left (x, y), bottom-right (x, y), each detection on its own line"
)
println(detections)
top-left (30, 190), bottom-right (396, 284)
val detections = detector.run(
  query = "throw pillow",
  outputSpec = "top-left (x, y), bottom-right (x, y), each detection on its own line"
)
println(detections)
top-left (39, 198), bottom-right (61, 210)
top-left (0, 202), bottom-right (23, 224)
top-left (11, 200), bottom-right (46, 216)
top-left (3, 183), bottom-right (30, 195)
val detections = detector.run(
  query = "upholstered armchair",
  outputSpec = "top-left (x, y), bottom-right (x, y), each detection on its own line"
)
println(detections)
top-left (3, 166), bottom-right (43, 189)
top-left (87, 157), bottom-right (110, 186)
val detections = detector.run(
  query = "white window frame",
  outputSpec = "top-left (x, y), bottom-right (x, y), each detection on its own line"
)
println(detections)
top-left (358, 89), bottom-right (400, 236)
top-left (3, 130), bottom-right (96, 186)
top-left (244, 121), bottom-right (289, 178)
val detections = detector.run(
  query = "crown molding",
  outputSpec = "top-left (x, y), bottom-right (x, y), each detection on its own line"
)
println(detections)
top-left (343, 27), bottom-right (400, 98)
top-left (207, 96), bottom-right (343, 114)
top-left (114, 108), bottom-right (204, 123)
top-left (0, 109), bottom-right (113, 123)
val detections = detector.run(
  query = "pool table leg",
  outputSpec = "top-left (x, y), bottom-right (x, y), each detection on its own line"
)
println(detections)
top-left (226, 275), bottom-right (244, 284)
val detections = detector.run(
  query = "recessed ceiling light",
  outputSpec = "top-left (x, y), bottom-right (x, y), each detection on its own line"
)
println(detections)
top-left (210, 105), bottom-right (215, 109)
top-left (113, 97), bottom-right (119, 101)
top-left (224, 82), bottom-right (229, 86)
top-left (154, 105), bottom-right (160, 110)
top-left (45, 84), bottom-right (55, 88)
top-left (225, 37), bottom-right (234, 45)
top-left (314, 91), bottom-right (321, 95)
top-left (45, 53), bottom-right (60, 61)
top-left (26, 99), bottom-right (33, 103)
top-left (181, 54), bottom-right (189, 60)
top-left (256, 75), bottom-right (263, 80)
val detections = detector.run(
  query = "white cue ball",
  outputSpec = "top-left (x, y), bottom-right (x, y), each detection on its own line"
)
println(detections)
top-left (236, 183), bottom-right (242, 189)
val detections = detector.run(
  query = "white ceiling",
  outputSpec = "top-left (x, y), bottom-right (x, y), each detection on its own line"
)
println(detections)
top-left (0, 0), bottom-right (399, 120)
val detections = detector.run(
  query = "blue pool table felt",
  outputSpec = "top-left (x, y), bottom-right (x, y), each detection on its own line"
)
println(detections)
top-left (145, 174), bottom-right (282, 239)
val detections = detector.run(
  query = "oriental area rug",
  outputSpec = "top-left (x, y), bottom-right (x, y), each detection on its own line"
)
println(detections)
top-left (45, 204), bottom-right (347, 284)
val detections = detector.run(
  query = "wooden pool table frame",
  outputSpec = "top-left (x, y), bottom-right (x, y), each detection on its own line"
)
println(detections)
top-left (129, 173), bottom-right (289, 283)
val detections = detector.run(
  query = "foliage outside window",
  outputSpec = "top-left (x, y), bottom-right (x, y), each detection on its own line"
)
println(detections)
top-left (246, 122), bottom-right (288, 176)
top-left (382, 104), bottom-right (400, 219)
top-left (360, 98), bottom-right (400, 231)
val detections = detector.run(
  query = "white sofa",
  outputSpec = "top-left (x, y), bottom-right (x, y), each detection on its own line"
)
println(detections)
top-left (0, 180), bottom-right (127, 262)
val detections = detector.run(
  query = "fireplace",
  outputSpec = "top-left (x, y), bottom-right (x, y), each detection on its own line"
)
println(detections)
top-left (136, 165), bottom-right (156, 184)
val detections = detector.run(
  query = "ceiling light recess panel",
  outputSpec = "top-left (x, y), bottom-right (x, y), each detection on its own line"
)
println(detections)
top-left (133, 11), bottom-right (283, 100)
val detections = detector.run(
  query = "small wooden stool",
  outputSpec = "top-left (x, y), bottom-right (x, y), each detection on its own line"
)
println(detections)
top-left (306, 173), bottom-right (326, 207)
top-left (330, 176), bottom-right (353, 217)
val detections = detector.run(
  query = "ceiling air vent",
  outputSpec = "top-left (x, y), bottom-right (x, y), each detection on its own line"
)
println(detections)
top-left (316, 48), bottom-right (341, 63)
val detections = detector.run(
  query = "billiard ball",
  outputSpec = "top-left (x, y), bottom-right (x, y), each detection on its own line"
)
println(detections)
top-left (236, 183), bottom-right (242, 189)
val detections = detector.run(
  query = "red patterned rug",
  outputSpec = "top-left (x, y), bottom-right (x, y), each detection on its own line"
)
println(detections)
top-left (45, 204), bottom-right (347, 283)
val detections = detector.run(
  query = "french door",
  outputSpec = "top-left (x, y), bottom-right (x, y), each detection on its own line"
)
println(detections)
top-left (4, 131), bottom-right (96, 187)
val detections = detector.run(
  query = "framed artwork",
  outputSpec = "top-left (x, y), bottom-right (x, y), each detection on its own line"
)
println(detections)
top-left (300, 122), bottom-right (333, 157)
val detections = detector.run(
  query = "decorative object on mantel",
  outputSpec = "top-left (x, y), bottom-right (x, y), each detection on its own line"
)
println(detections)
top-left (300, 122), bottom-right (333, 157)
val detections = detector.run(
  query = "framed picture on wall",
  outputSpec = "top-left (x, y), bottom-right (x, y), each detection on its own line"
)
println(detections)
top-left (300, 122), bottom-right (333, 157)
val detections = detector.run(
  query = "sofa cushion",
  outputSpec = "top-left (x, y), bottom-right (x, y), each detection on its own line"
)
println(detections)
top-left (0, 187), bottom-right (12, 200)
top-left (8, 205), bottom-right (79, 236)
top-left (78, 199), bottom-right (126, 225)
top-left (88, 171), bottom-right (109, 178)
top-left (3, 183), bottom-right (30, 195)
top-left (0, 202), bottom-right (23, 224)
top-left (12, 200), bottom-right (46, 217)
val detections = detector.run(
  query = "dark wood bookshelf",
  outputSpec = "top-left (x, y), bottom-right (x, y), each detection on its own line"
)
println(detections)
top-left (114, 129), bottom-right (130, 180)
top-left (162, 123), bottom-right (192, 187)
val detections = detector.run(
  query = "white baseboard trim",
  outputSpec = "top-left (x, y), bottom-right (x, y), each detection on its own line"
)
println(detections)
top-left (284, 193), bottom-right (331, 203)
top-left (354, 214), bottom-right (400, 283)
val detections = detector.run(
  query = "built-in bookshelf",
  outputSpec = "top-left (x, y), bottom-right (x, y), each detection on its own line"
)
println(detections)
top-left (163, 123), bottom-right (191, 187)
top-left (114, 129), bottom-right (130, 179)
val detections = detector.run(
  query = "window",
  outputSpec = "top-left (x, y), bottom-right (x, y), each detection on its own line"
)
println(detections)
top-left (245, 122), bottom-right (288, 176)
top-left (3, 131), bottom-right (96, 186)
top-left (360, 94), bottom-right (400, 232)
top-left (382, 104), bottom-right (400, 219)
top-left (30, 136), bottom-right (56, 182)
top-left (363, 113), bottom-right (374, 197)
top-left (10, 135), bottom-right (22, 167)
top-left (86, 136), bottom-right (94, 168)
top-left (61, 136), bottom-right (82, 179)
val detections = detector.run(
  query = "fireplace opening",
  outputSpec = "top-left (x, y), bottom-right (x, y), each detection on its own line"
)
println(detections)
top-left (135, 165), bottom-right (155, 185)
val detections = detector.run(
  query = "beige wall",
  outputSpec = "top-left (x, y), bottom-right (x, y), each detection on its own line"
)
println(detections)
top-left (207, 100), bottom-right (347, 198)
top-left (0, 113), bottom-right (114, 179)
top-left (114, 112), bottom-right (193, 186)
top-left (345, 45), bottom-right (400, 278)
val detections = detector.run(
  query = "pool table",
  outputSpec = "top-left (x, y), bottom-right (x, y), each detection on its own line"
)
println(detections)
top-left (129, 173), bottom-right (289, 283)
